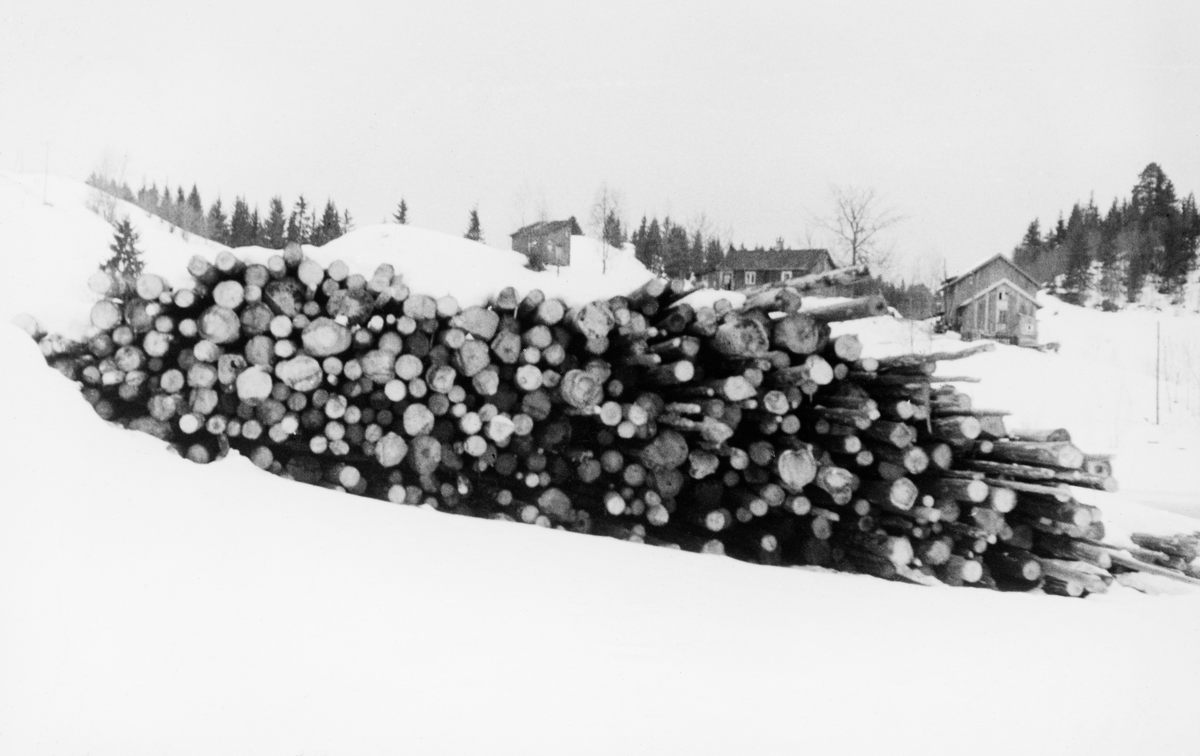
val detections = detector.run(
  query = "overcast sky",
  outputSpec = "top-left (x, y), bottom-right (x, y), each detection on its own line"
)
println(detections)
top-left (3, 0), bottom-right (1198, 280)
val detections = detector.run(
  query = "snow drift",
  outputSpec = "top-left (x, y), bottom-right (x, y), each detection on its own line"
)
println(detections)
top-left (1, 173), bottom-right (1199, 756)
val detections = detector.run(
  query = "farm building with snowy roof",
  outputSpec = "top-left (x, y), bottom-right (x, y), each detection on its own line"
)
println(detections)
top-left (705, 246), bottom-right (835, 290)
top-left (510, 217), bottom-right (583, 267)
top-left (939, 253), bottom-right (1041, 346)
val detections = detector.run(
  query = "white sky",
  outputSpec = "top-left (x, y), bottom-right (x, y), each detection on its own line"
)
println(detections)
top-left (3, 0), bottom-right (1199, 280)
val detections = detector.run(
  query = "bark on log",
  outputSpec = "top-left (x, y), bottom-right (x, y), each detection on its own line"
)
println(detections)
top-left (803, 295), bottom-right (888, 323)
top-left (982, 441), bottom-right (1085, 470)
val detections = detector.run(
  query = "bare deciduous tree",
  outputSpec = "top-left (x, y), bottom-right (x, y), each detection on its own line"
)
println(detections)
top-left (818, 184), bottom-right (903, 270)
top-left (512, 182), bottom-right (551, 229)
top-left (590, 183), bottom-right (625, 274)
top-left (85, 151), bottom-right (128, 223)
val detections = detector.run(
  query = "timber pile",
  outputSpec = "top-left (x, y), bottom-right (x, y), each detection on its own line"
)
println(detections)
top-left (29, 246), bottom-right (1199, 597)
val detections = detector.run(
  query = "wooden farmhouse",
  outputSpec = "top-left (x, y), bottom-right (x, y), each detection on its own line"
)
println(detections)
top-left (939, 253), bottom-right (1041, 345)
top-left (706, 246), bottom-right (836, 290)
top-left (510, 217), bottom-right (582, 267)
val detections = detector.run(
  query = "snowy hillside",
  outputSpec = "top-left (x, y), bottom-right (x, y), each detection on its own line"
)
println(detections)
top-left (2, 175), bottom-right (1199, 756)
top-left (0, 172), bottom-right (653, 340)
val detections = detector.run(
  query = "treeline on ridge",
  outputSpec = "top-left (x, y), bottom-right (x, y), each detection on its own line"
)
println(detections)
top-left (86, 175), bottom-right (356, 250)
top-left (1013, 163), bottom-right (1200, 306)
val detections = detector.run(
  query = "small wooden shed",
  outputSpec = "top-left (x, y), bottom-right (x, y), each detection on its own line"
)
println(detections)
top-left (940, 253), bottom-right (1041, 345)
top-left (510, 218), bottom-right (582, 267)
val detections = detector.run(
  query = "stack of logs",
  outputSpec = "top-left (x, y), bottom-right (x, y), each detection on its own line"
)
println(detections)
top-left (30, 244), bottom-right (1200, 597)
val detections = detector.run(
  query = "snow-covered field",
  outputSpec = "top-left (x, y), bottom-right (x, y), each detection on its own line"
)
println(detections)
top-left (2, 174), bottom-right (1199, 755)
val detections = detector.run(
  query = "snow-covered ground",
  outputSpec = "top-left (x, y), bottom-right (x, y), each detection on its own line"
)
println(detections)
top-left (2, 174), bottom-right (1199, 755)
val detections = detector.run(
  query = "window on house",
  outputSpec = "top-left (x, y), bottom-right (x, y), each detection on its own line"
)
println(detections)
top-left (780, 270), bottom-right (793, 281)
top-left (745, 271), bottom-right (756, 285)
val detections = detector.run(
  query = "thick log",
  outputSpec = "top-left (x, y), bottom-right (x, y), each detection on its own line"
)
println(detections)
top-left (235, 365), bottom-right (273, 401)
top-left (638, 430), bottom-right (689, 471)
top-left (770, 356), bottom-right (835, 388)
top-left (1008, 428), bottom-right (1072, 443)
top-left (676, 375), bottom-right (757, 402)
top-left (1032, 531), bottom-right (1112, 569)
top-left (452, 306), bottom-right (500, 340)
top-left (566, 302), bottom-right (615, 342)
top-left (803, 295), bottom-right (888, 323)
top-left (776, 446), bottom-right (818, 493)
top-left (1082, 454), bottom-right (1113, 477)
top-left (263, 278), bottom-right (306, 316)
top-left (981, 441), bottom-right (1085, 470)
top-left (407, 435), bottom-right (442, 477)
top-left (740, 285), bottom-right (803, 314)
top-left (771, 313), bottom-right (830, 355)
top-left (1106, 551), bottom-right (1200, 586)
top-left (711, 317), bottom-right (770, 357)
top-left (1038, 559), bottom-right (1111, 595)
top-left (301, 318), bottom-right (353, 357)
top-left (1012, 496), bottom-right (1092, 528)
top-left (929, 415), bottom-right (982, 444)
top-left (925, 477), bottom-right (989, 504)
top-left (840, 531), bottom-right (914, 567)
top-left (1129, 532), bottom-right (1200, 561)
top-left (864, 420), bottom-right (917, 449)
top-left (197, 306), bottom-right (241, 345)
top-left (858, 478), bottom-right (919, 511)
top-left (826, 334), bottom-right (863, 363)
top-left (871, 444), bottom-right (929, 475)
top-left (559, 369), bottom-right (604, 410)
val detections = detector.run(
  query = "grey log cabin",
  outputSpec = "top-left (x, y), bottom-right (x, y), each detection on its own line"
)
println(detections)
top-left (939, 253), bottom-right (1040, 346)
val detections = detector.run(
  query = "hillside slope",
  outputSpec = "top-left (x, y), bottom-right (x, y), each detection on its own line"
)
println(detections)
top-left (1, 175), bottom-right (1199, 756)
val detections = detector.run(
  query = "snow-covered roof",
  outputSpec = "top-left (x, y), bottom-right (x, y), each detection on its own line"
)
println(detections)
top-left (717, 247), bottom-right (833, 272)
top-left (943, 252), bottom-right (1040, 292)
top-left (510, 217), bottom-right (581, 238)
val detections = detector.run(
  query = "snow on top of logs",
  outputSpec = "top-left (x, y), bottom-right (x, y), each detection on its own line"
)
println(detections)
top-left (201, 227), bottom-right (655, 311)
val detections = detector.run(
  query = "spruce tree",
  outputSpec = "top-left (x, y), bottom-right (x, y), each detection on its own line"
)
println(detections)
top-left (159, 184), bottom-right (173, 224)
top-left (393, 199), bottom-right (408, 224)
top-left (1096, 200), bottom-right (1123, 306)
top-left (312, 200), bottom-right (341, 246)
top-left (1060, 204), bottom-right (1092, 304)
top-left (251, 207), bottom-right (262, 245)
top-left (264, 196), bottom-right (287, 248)
top-left (289, 195), bottom-right (311, 245)
top-left (1160, 193), bottom-right (1200, 294)
top-left (464, 208), bottom-right (483, 241)
top-left (228, 197), bottom-right (255, 247)
top-left (690, 230), bottom-right (706, 276)
top-left (102, 218), bottom-right (144, 285)
top-left (602, 210), bottom-right (624, 249)
top-left (206, 198), bottom-right (230, 244)
top-left (705, 238), bottom-right (725, 275)
top-left (188, 185), bottom-right (203, 217)
top-left (631, 216), bottom-right (649, 267)
top-left (343, 208), bottom-right (354, 233)
top-left (643, 218), bottom-right (663, 273)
